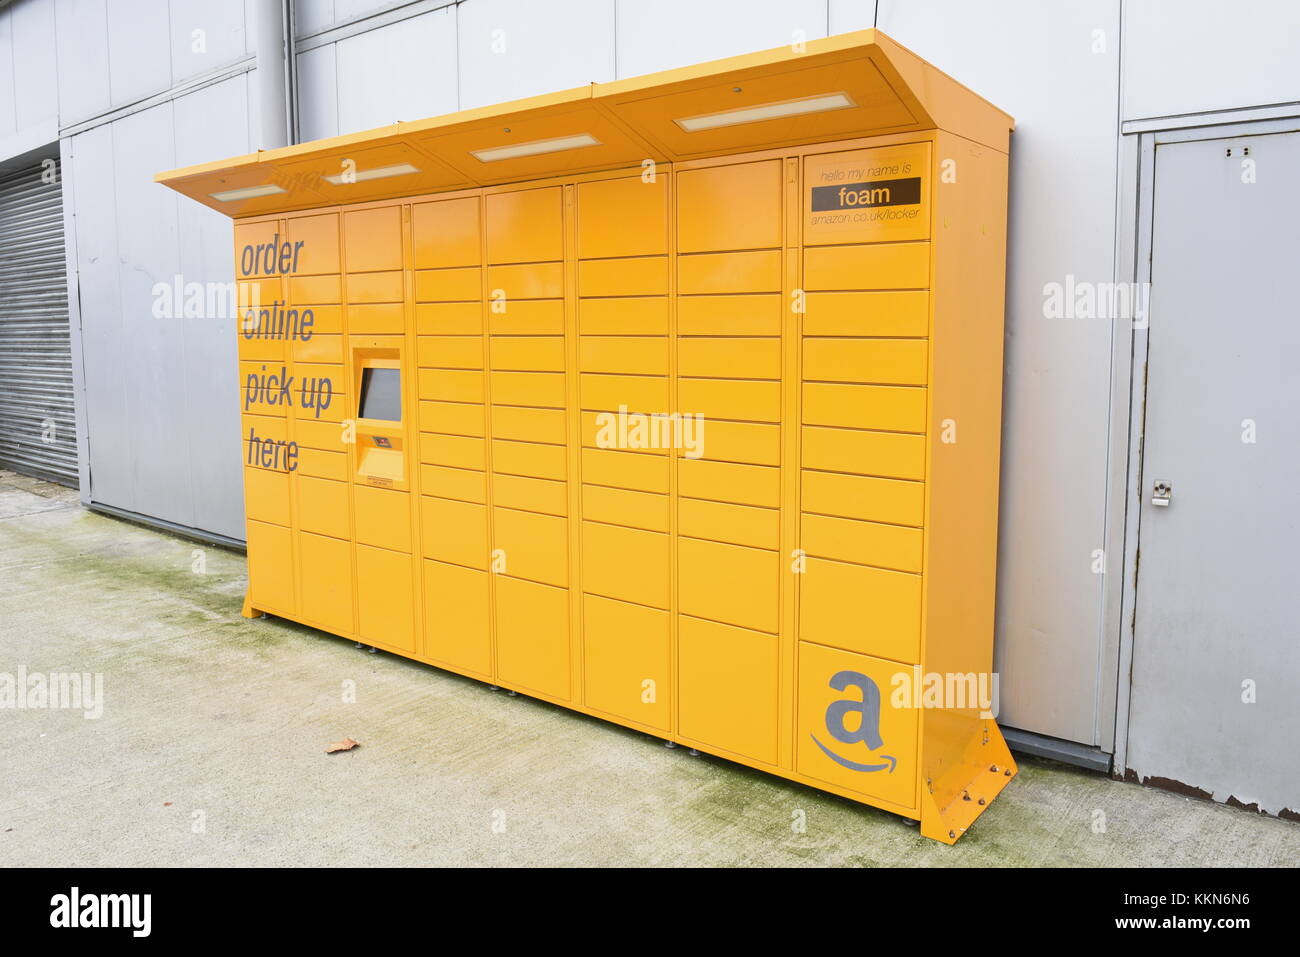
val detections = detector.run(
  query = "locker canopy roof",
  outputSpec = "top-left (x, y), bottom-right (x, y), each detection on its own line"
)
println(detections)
top-left (155, 29), bottom-right (1012, 218)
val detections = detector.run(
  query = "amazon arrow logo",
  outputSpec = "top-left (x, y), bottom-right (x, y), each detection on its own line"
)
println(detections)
top-left (810, 670), bottom-right (896, 773)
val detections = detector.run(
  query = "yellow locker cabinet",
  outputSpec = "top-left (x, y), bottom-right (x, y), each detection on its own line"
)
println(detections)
top-left (159, 30), bottom-right (1015, 843)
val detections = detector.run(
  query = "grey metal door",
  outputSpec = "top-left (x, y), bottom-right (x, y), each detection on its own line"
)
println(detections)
top-left (1128, 130), bottom-right (1300, 814)
top-left (0, 158), bottom-right (77, 486)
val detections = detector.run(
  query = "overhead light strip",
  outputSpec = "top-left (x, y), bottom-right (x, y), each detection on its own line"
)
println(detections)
top-left (322, 162), bottom-right (421, 185)
top-left (209, 184), bottom-right (286, 202)
top-left (470, 133), bottom-right (601, 163)
top-left (674, 92), bottom-right (856, 132)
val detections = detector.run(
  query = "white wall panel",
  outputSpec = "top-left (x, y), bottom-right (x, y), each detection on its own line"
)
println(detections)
top-left (105, 0), bottom-right (173, 107)
top-left (334, 0), bottom-right (400, 25)
top-left (168, 0), bottom-right (249, 85)
top-left (615, 0), bottom-right (826, 78)
top-left (458, 0), bottom-right (614, 109)
top-left (1122, 0), bottom-right (1300, 120)
top-left (109, 105), bottom-right (190, 527)
top-left (67, 67), bottom-right (252, 537)
top-left (295, 0), bottom-right (336, 38)
top-left (0, 12), bottom-right (16, 138)
top-left (54, 0), bottom-right (112, 126)
top-left (173, 76), bottom-right (249, 538)
top-left (68, 125), bottom-right (132, 509)
top-left (297, 43), bottom-right (340, 141)
top-left (335, 7), bottom-right (458, 133)
top-left (10, 0), bottom-right (59, 130)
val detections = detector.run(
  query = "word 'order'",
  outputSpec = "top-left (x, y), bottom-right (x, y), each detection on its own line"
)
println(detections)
top-left (240, 232), bottom-right (305, 277)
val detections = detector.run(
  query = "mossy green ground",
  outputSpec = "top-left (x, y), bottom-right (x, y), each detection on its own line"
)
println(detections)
top-left (2, 470), bottom-right (1295, 866)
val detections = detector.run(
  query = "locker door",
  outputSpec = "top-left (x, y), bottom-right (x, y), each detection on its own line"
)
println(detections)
top-left (414, 196), bottom-right (491, 672)
top-left (356, 543), bottom-right (417, 654)
top-left (583, 594), bottom-right (670, 731)
top-left (345, 206), bottom-right (404, 335)
top-left (485, 186), bottom-right (572, 697)
top-left (424, 559), bottom-right (492, 677)
top-left (299, 531), bottom-right (354, 635)
top-left (675, 160), bottom-right (784, 761)
top-left (247, 519), bottom-right (295, 614)
top-left (679, 616), bottom-right (778, 764)
top-left (796, 641), bottom-right (918, 809)
top-left (798, 144), bottom-right (931, 669)
top-left (576, 173), bottom-right (672, 719)
top-left (495, 575), bottom-right (570, 699)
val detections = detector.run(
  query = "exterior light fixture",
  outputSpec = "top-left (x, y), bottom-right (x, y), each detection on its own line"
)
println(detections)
top-left (322, 162), bottom-right (421, 185)
top-left (209, 184), bottom-right (287, 202)
top-left (470, 133), bottom-right (600, 163)
top-left (674, 92), bottom-right (856, 132)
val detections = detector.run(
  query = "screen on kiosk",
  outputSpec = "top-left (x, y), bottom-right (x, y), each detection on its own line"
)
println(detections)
top-left (358, 368), bottom-right (401, 422)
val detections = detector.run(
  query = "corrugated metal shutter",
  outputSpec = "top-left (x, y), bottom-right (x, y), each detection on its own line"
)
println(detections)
top-left (0, 159), bottom-right (77, 486)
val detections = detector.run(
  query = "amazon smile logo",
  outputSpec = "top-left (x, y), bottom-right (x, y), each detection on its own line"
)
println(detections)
top-left (810, 670), bottom-right (896, 773)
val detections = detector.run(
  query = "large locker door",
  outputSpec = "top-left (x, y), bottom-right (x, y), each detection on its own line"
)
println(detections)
top-left (0, 158), bottom-right (77, 485)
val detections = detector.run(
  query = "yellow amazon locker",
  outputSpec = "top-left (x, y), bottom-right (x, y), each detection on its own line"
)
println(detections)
top-left (157, 29), bottom-right (1015, 843)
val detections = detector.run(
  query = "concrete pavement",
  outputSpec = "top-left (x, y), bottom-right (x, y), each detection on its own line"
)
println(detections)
top-left (1, 469), bottom-right (1296, 866)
